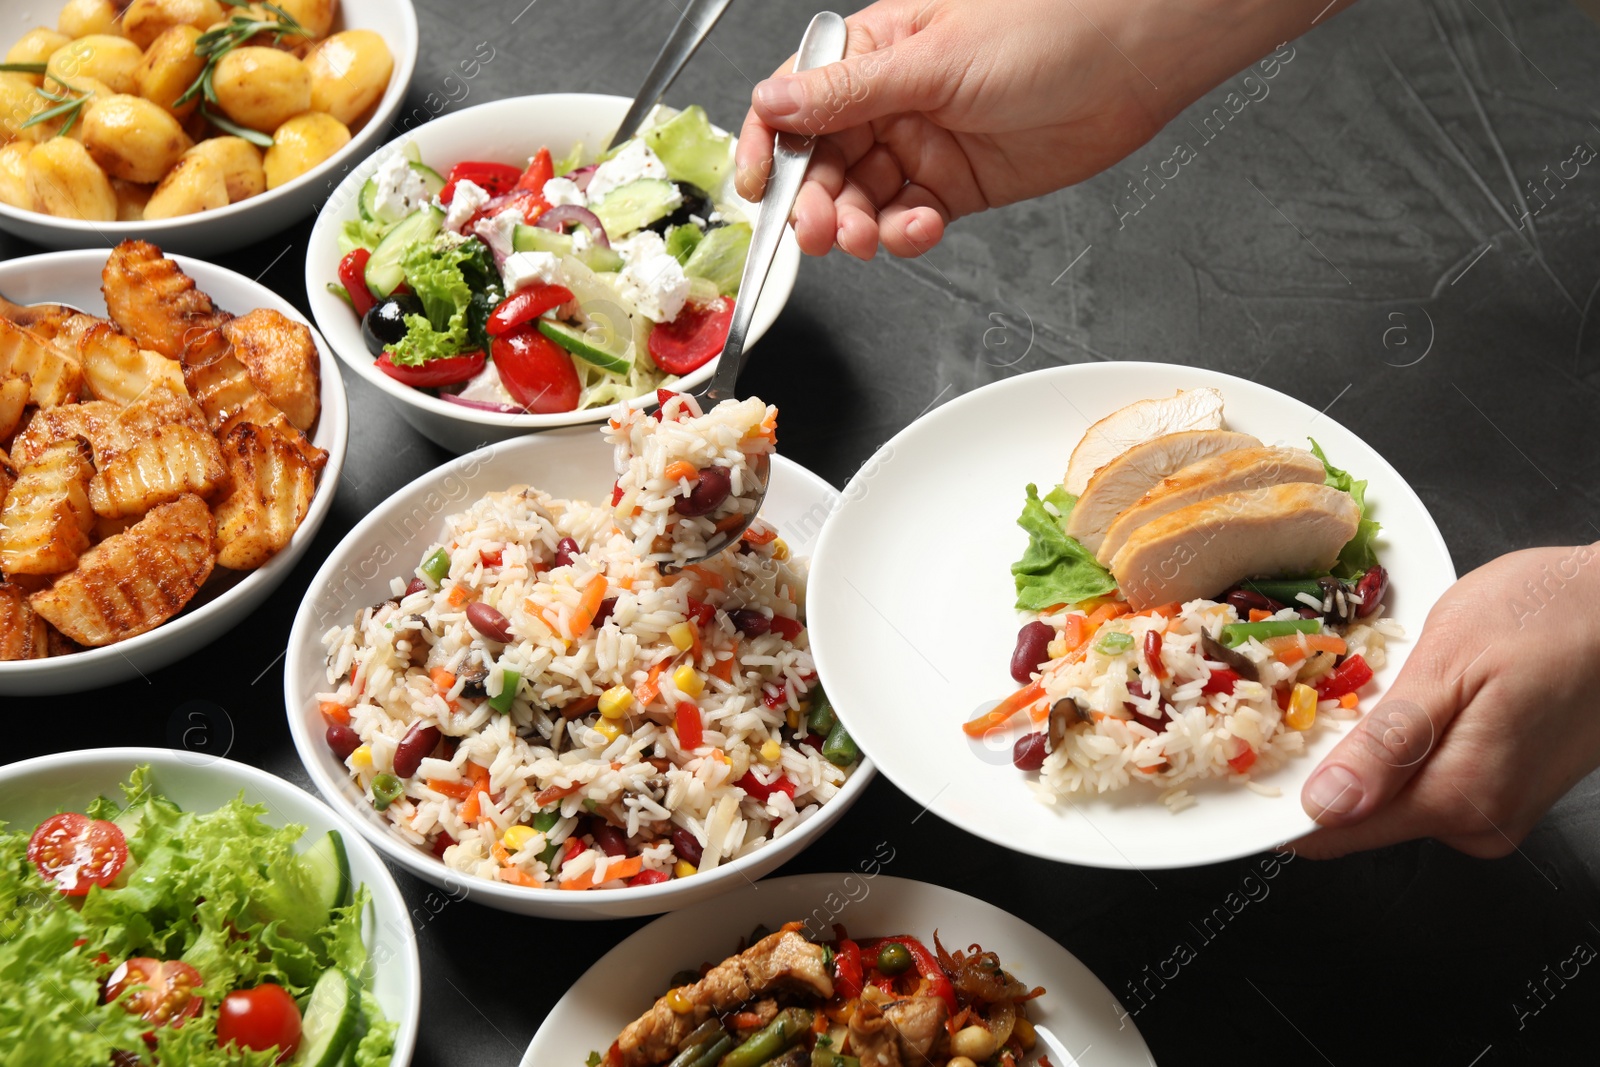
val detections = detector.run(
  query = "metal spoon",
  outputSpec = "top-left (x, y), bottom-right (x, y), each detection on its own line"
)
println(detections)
top-left (0, 291), bottom-right (86, 325)
top-left (605, 0), bottom-right (738, 151)
top-left (663, 10), bottom-right (848, 569)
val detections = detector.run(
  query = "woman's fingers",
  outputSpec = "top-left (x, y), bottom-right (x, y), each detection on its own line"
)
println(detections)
top-left (877, 181), bottom-right (950, 257)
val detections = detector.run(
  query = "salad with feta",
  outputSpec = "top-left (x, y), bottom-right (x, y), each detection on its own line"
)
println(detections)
top-left (332, 106), bottom-right (752, 415)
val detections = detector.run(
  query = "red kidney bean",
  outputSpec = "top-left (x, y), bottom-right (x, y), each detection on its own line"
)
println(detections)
top-left (392, 723), bottom-right (441, 778)
top-left (431, 832), bottom-right (456, 858)
top-left (404, 577), bottom-right (427, 596)
top-left (1012, 732), bottom-right (1048, 771)
top-left (670, 826), bottom-right (704, 866)
top-left (553, 537), bottom-right (581, 568)
top-left (628, 868), bottom-right (670, 886)
top-left (728, 608), bottom-right (771, 637)
top-left (593, 597), bottom-right (617, 629)
top-left (1226, 589), bottom-right (1283, 616)
top-left (466, 601), bottom-right (512, 642)
top-left (591, 822), bottom-right (628, 858)
top-left (1354, 565), bottom-right (1388, 618)
top-left (1009, 621), bottom-right (1054, 684)
top-left (1143, 630), bottom-right (1167, 679)
top-left (673, 466), bottom-right (732, 517)
top-left (325, 723), bottom-right (361, 761)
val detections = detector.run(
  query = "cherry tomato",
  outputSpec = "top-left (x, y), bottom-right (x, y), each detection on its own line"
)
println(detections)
top-left (375, 350), bottom-right (485, 389)
top-left (29, 813), bottom-right (127, 895)
top-left (216, 984), bottom-right (302, 1064)
top-left (337, 249), bottom-right (375, 318)
top-left (487, 284), bottom-right (573, 336)
top-left (514, 147), bottom-right (554, 193)
top-left (647, 298), bottom-right (733, 375)
top-left (439, 160), bottom-right (522, 204)
top-left (465, 189), bottom-right (549, 231)
top-left (491, 324), bottom-right (580, 413)
top-left (104, 958), bottom-right (203, 1028)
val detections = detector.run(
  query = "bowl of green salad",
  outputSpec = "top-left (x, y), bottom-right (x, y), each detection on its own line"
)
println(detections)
top-left (305, 93), bottom-right (801, 453)
top-left (0, 748), bottom-right (420, 1066)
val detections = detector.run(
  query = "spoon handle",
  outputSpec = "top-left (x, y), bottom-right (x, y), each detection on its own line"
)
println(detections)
top-left (702, 10), bottom-right (848, 404)
top-left (606, 0), bottom-right (737, 151)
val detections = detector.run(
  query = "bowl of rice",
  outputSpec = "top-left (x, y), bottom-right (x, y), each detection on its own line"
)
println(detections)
top-left (283, 425), bottom-right (870, 918)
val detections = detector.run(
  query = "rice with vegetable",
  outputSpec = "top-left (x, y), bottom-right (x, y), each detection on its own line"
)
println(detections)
top-left (316, 483), bottom-right (857, 890)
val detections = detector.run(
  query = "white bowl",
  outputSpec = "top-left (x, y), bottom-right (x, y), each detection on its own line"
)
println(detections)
top-left (304, 93), bottom-right (801, 454)
top-left (0, 747), bottom-right (420, 1065)
top-left (0, 0), bottom-right (418, 255)
top-left (284, 431), bottom-right (873, 918)
top-left (0, 249), bottom-right (348, 695)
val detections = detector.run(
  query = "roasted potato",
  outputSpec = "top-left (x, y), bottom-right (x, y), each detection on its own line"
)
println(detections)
top-left (211, 47), bottom-right (309, 134)
top-left (0, 72), bottom-right (49, 142)
top-left (182, 341), bottom-right (324, 471)
top-left (8, 400), bottom-right (118, 467)
top-left (75, 320), bottom-right (186, 405)
top-left (5, 28), bottom-right (73, 82)
top-left (122, 0), bottom-right (225, 51)
top-left (0, 436), bottom-right (95, 576)
top-left (89, 421), bottom-right (227, 518)
top-left (46, 36), bottom-right (143, 95)
top-left (180, 136), bottom-right (265, 202)
top-left (212, 421), bottom-right (314, 569)
top-left (81, 93), bottom-right (194, 183)
top-left (263, 110), bottom-right (347, 189)
top-left (58, 0), bottom-right (127, 38)
top-left (0, 378), bottom-right (28, 442)
top-left (26, 138), bottom-right (117, 221)
top-left (142, 151), bottom-right (227, 219)
top-left (111, 177), bottom-right (152, 220)
top-left (10, 75), bottom-right (114, 143)
top-left (102, 239), bottom-right (230, 358)
top-left (305, 30), bottom-right (392, 126)
top-left (222, 308), bottom-right (319, 430)
top-left (10, 389), bottom-right (205, 469)
top-left (0, 581), bottom-right (49, 660)
top-left (272, 0), bottom-right (337, 39)
top-left (0, 316), bottom-right (85, 407)
top-left (0, 142), bottom-right (33, 211)
top-left (29, 492), bottom-right (216, 646)
top-left (0, 447), bottom-right (13, 507)
top-left (134, 25), bottom-right (205, 120)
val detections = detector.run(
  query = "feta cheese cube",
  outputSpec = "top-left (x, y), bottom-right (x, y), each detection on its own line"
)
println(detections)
top-left (543, 176), bottom-right (587, 208)
top-left (474, 207), bottom-right (523, 261)
top-left (372, 153), bottom-right (430, 222)
top-left (444, 179), bottom-right (490, 233)
top-left (501, 251), bottom-right (564, 292)
top-left (586, 139), bottom-right (669, 201)
top-left (619, 250), bottom-right (690, 324)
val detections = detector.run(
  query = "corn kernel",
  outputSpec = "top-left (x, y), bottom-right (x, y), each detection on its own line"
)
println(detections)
top-left (595, 720), bottom-right (623, 743)
top-left (502, 825), bottom-right (538, 852)
top-left (1287, 683), bottom-right (1317, 730)
top-left (350, 745), bottom-right (372, 769)
top-left (599, 685), bottom-right (633, 719)
top-left (666, 989), bottom-right (694, 1014)
top-left (760, 739), bottom-right (782, 762)
top-left (667, 622), bottom-right (695, 651)
top-left (785, 707), bottom-right (801, 731)
top-left (771, 538), bottom-right (789, 561)
top-left (673, 664), bottom-right (704, 697)
top-left (1047, 638), bottom-right (1067, 659)
top-left (673, 859), bottom-right (697, 878)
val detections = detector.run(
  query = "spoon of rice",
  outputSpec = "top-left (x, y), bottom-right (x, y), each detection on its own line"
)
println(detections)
top-left (608, 11), bottom-right (848, 572)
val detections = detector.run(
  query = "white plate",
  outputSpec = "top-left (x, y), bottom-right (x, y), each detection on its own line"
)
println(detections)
top-left (807, 362), bottom-right (1457, 870)
top-left (284, 430), bottom-right (874, 917)
top-left (521, 873), bottom-right (1153, 1067)
top-left (0, 249), bottom-right (348, 696)
top-left (304, 93), bottom-right (801, 453)
top-left (0, 747), bottom-right (420, 1065)
top-left (0, 0), bottom-right (418, 254)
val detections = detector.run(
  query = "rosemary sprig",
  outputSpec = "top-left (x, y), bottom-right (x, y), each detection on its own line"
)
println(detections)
top-left (19, 75), bottom-right (93, 140)
top-left (202, 106), bottom-right (274, 147)
top-left (0, 62), bottom-right (47, 74)
top-left (173, 3), bottom-right (307, 110)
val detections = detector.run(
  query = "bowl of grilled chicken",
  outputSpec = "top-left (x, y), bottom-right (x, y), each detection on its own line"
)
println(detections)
top-left (0, 240), bottom-right (347, 694)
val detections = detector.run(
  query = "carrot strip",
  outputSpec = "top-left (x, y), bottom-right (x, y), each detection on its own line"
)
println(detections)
top-left (446, 585), bottom-right (470, 608)
top-left (963, 680), bottom-right (1046, 737)
top-left (741, 525), bottom-right (777, 546)
top-left (1249, 608), bottom-right (1273, 623)
top-left (1339, 692), bottom-right (1359, 709)
top-left (560, 694), bottom-right (600, 720)
top-left (560, 854), bottom-right (643, 890)
top-left (636, 661), bottom-right (667, 705)
top-left (319, 701), bottom-right (349, 725)
top-left (713, 513), bottom-right (745, 534)
top-left (491, 841), bottom-right (512, 866)
top-left (429, 667), bottom-right (455, 693)
top-left (460, 789), bottom-right (482, 823)
top-left (682, 564), bottom-right (725, 590)
top-left (534, 781), bottom-right (581, 807)
top-left (500, 868), bottom-right (539, 887)
top-left (427, 779), bottom-right (473, 799)
top-left (710, 648), bottom-right (736, 683)
top-left (571, 573), bottom-right (608, 634)
top-left (1062, 614), bottom-right (1089, 652)
top-left (664, 460), bottom-right (699, 482)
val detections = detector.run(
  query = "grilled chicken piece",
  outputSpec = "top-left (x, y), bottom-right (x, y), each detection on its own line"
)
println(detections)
top-left (0, 316), bottom-right (83, 407)
top-left (1064, 387), bottom-right (1225, 496)
top-left (1110, 482), bottom-right (1361, 610)
top-left (222, 308), bottom-right (320, 431)
top-left (101, 239), bottom-right (231, 359)
top-left (0, 437), bottom-right (95, 576)
top-left (609, 924), bottom-right (832, 1067)
top-left (1096, 445), bottom-right (1328, 566)
top-left (29, 493), bottom-right (215, 646)
top-left (0, 581), bottom-right (48, 659)
top-left (1066, 430), bottom-right (1260, 555)
top-left (847, 997), bottom-right (950, 1067)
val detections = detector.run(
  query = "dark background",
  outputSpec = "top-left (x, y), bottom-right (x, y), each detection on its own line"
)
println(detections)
top-left (8, 0), bottom-right (1600, 1062)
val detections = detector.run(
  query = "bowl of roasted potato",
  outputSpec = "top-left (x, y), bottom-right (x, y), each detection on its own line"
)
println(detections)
top-left (0, 241), bottom-right (347, 694)
top-left (0, 0), bottom-right (417, 254)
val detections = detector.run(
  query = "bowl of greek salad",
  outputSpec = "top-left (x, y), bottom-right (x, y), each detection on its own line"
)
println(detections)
top-left (0, 747), bottom-right (421, 1066)
top-left (305, 93), bottom-right (800, 453)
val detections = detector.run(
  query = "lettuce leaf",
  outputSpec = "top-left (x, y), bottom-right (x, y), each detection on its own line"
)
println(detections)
top-left (1309, 439), bottom-right (1382, 578)
top-left (340, 215), bottom-right (394, 256)
top-left (643, 105), bottom-right (733, 192)
top-left (553, 141), bottom-right (585, 177)
top-left (386, 237), bottom-right (500, 366)
top-left (1011, 483), bottom-right (1118, 610)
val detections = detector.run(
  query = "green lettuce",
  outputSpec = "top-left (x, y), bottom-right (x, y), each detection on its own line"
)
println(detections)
top-left (1309, 439), bottom-right (1382, 578)
top-left (386, 236), bottom-right (500, 366)
top-left (553, 141), bottom-right (585, 177)
top-left (1011, 483), bottom-right (1118, 610)
top-left (340, 215), bottom-right (394, 256)
top-left (643, 105), bottom-right (734, 192)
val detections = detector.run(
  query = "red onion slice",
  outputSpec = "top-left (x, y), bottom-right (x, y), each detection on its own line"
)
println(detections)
top-left (567, 164), bottom-right (597, 192)
top-left (536, 204), bottom-right (610, 248)
top-left (439, 392), bottom-right (530, 415)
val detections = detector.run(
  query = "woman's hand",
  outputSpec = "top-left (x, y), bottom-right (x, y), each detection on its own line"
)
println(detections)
top-left (737, 0), bottom-right (1350, 258)
top-left (1298, 543), bottom-right (1600, 858)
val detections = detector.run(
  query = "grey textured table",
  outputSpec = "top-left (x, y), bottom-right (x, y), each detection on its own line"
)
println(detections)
top-left (8, 0), bottom-right (1600, 1062)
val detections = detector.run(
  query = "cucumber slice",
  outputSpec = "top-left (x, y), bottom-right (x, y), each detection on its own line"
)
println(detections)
top-left (538, 319), bottom-right (632, 376)
top-left (292, 969), bottom-right (360, 1067)
top-left (359, 162), bottom-right (444, 223)
top-left (513, 224), bottom-right (623, 272)
top-left (364, 206), bottom-right (442, 298)
top-left (682, 223), bottom-right (750, 296)
top-left (410, 162), bottom-right (445, 195)
top-left (590, 179), bottom-right (680, 238)
top-left (302, 830), bottom-right (352, 914)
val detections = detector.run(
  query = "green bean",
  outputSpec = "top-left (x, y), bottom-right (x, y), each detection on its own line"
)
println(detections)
top-left (821, 721), bottom-right (859, 768)
top-left (487, 668), bottom-right (520, 713)
top-left (1218, 618), bottom-right (1320, 649)
top-left (371, 773), bottom-right (403, 811)
top-left (680, 1034), bottom-right (733, 1067)
top-left (665, 1021), bottom-right (725, 1067)
top-left (717, 1008), bottom-right (811, 1067)
top-left (532, 810), bottom-right (559, 833)
top-left (1241, 577), bottom-right (1328, 602)
top-left (806, 689), bottom-right (837, 736)
top-left (1093, 630), bottom-right (1134, 655)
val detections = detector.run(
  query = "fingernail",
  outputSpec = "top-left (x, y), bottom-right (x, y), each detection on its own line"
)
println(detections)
top-left (1305, 766), bottom-right (1363, 820)
top-left (756, 77), bottom-right (802, 117)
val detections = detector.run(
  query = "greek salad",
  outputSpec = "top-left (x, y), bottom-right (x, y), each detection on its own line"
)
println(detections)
top-left (0, 767), bottom-right (395, 1066)
top-left (333, 106), bottom-right (751, 415)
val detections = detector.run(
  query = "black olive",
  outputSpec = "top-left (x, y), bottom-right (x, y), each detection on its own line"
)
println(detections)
top-left (362, 295), bottom-right (422, 355)
top-left (648, 182), bottom-right (717, 234)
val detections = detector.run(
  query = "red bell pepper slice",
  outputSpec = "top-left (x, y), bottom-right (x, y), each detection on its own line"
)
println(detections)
top-left (832, 933), bottom-right (864, 1000)
top-left (338, 248), bottom-right (375, 317)
top-left (674, 702), bottom-right (703, 750)
top-left (685, 597), bottom-right (715, 627)
top-left (440, 161), bottom-right (523, 204)
top-left (856, 936), bottom-right (957, 1015)
top-left (487, 284), bottom-right (574, 336)
top-left (769, 616), bottom-right (803, 641)
top-left (515, 147), bottom-right (554, 193)
top-left (734, 770), bottom-right (795, 802)
top-left (1201, 668), bottom-right (1241, 695)
top-left (1315, 653), bottom-right (1373, 701)
top-left (375, 350), bottom-right (485, 389)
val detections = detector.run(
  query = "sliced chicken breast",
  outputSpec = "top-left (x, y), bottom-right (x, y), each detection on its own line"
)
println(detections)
top-left (1066, 430), bottom-right (1261, 555)
top-left (1096, 445), bottom-right (1327, 566)
top-left (1064, 387), bottom-right (1225, 496)
top-left (1109, 482), bottom-right (1361, 610)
